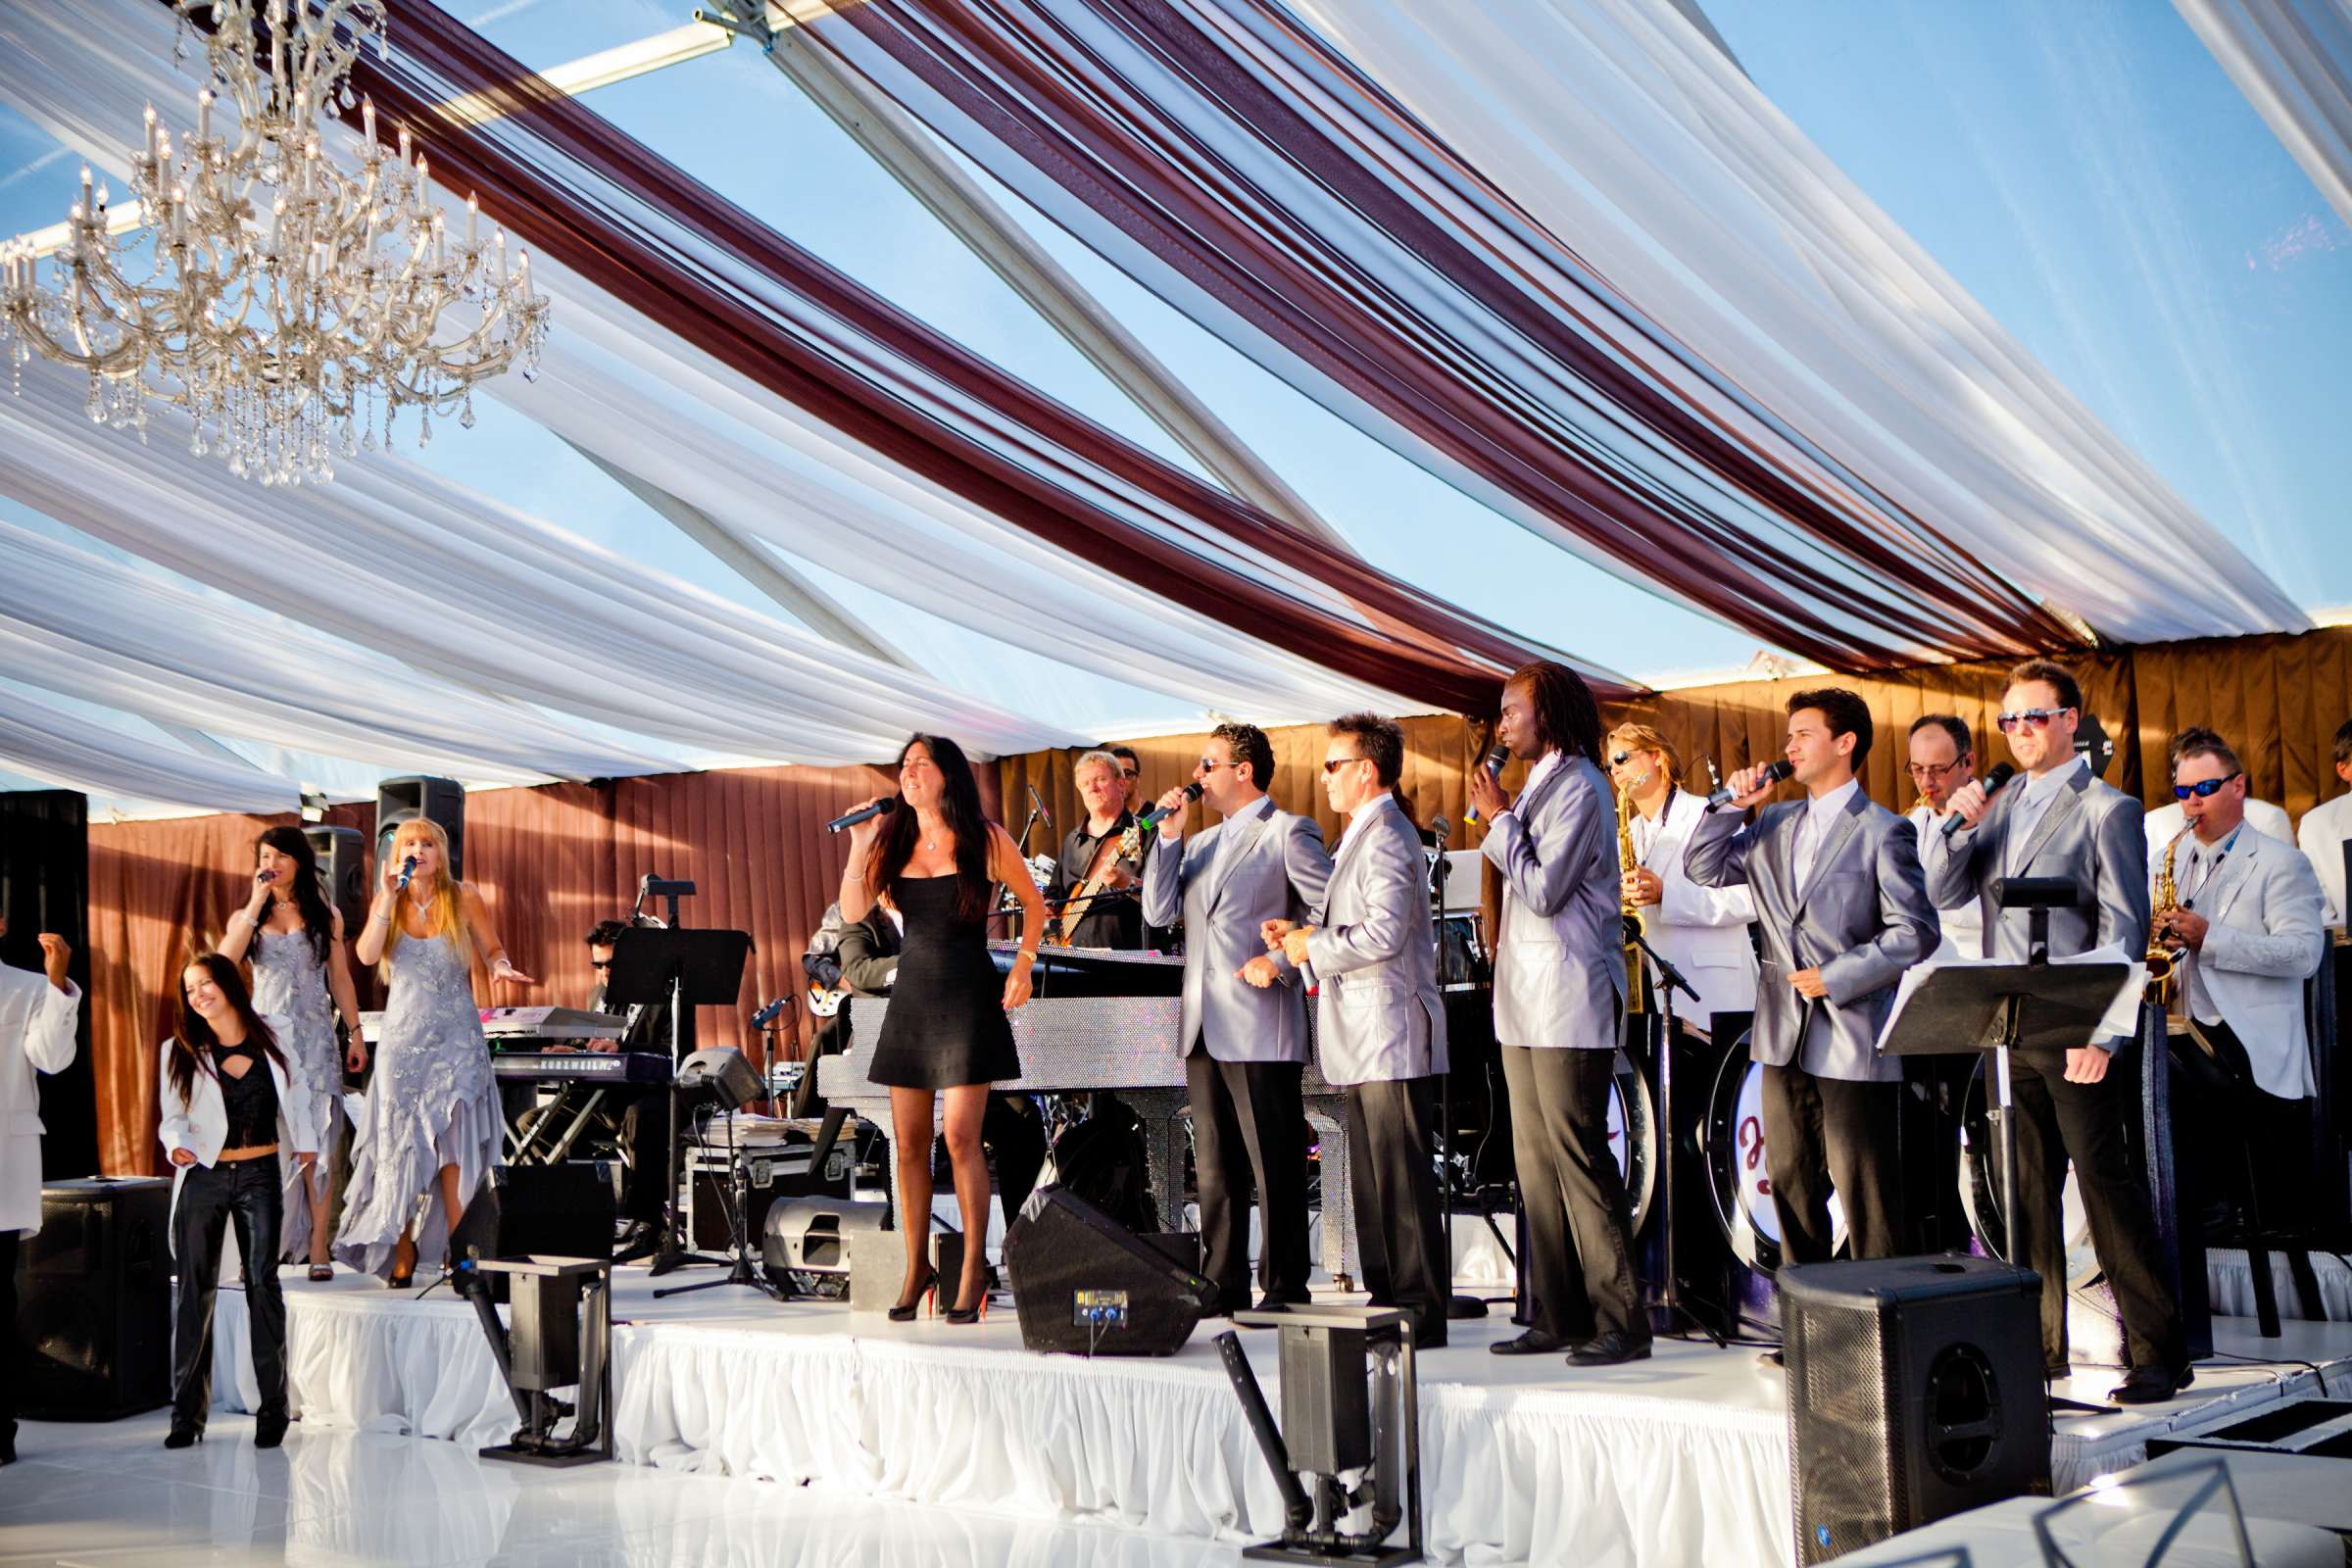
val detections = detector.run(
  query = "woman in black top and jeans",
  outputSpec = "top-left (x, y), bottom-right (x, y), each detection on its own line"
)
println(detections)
top-left (158, 955), bottom-right (318, 1448)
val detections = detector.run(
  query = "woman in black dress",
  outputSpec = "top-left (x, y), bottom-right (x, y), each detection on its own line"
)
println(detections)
top-left (840, 735), bottom-right (1045, 1323)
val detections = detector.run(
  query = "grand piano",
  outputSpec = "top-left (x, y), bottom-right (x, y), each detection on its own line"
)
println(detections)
top-left (818, 941), bottom-right (1364, 1287)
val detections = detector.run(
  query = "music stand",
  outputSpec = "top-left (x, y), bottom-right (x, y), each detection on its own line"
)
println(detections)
top-left (1623, 929), bottom-right (1730, 1347)
top-left (1877, 879), bottom-right (2129, 1284)
top-left (605, 925), bottom-right (754, 1276)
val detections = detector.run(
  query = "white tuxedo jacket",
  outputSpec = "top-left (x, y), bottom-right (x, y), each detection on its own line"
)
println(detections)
top-left (1638, 789), bottom-right (1758, 1022)
top-left (2165, 827), bottom-right (2328, 1100)
top-left (156, 1030), bottom-right (320, 1245)
top-left (1, 965), bottom-right (80, 1235)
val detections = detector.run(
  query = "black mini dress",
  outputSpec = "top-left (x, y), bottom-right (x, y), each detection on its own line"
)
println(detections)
top-left (867, 874), bottom-right (1020, 1090)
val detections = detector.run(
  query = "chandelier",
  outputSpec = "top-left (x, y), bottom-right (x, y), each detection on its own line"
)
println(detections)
top-left (0, 0), bottom-right (548, 486)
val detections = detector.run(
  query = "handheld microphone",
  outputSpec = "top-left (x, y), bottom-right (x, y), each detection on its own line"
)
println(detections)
top-left (1463, 744), bottom-right (1511, 824)
top-left (394, 855), bottom-right (418, 891)
top-left (750, 995), bottom-right (791, 1029)
top-left (826, 797), bottom-right (898, 834)
top-left (256, 868), bottom-right (276, 885)
top-left (1942, 762), bottom-right (2016, 840)
top-left (1138, 781), bottom-right (1202, 831)
top-left (1703, 759), bottom-right (1791, 810)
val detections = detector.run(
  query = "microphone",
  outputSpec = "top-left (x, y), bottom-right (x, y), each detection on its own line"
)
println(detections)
top-left (256, 868), bottom-right (277, 885)
top-left (1137, 781), bottom-right (1202, 831)
top-left (826, 797), bottom-right (898, 835)
top-left (1463, 745), bottom-right (1511, 825)
top-left (1942, 762), bottom-right (2016, 841)
top-left (1430, 815), bottom-right (1451, 851)
top-left (750, 995), bottom-right (791, 1029)
top-left (1703, 759), bottom-right (1791, 810)
top-left (394, 854), bottom-right (418, 891)
top-left (1027, 783), bottom-right (1052, 830)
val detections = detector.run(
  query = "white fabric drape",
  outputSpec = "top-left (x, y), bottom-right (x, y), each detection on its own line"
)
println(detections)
top-left (0, 680), bottom-right (297, 814)
top-left (0, 0), bottom-right (1534, 729)
top-left (0, 518), bottom-right (675, 785)
top-left (0, 353), bottom-right (1082, 766)
top-left (2177, 0), bottom-right (2352, 232)
top-left (1270, 0), bottom-right (2307, 646)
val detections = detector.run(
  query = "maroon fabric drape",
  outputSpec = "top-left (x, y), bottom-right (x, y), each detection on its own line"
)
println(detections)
top-left (239, 1), bottom-right (1627, 714)
top-left (793, 0), bottom-right (2079, 669)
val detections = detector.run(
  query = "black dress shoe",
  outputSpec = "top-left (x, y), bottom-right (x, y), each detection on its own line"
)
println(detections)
top-left (2108, 1363), bottom-right (2194, 1405)
top-left (1567, 1331), bottom-right (1652, 1367)
top-left (612, 1224), bottom-right (663, 1264)
top-left (1490, 1329), bottom-right (1570, 1357)
top-left (255, 1411), bottom-right (289, 1449)
top-left (164, 1422), bottom-right (203, 1449)
top-left (1757, 1348), bottom-right (1785, 1369)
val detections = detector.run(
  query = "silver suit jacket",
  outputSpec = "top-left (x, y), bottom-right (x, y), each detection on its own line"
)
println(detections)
top-left (1479, 752), bottom-right (1626, 1051)
top-left (1684, 789), bottom-right (1937, 1077)
top-left (1142, 798), bottom-right (1333, 1064)
top-left (2166, 826), bottom-right (2327, 1100)
top-left (1304, 794), bottom-right (1448, 1086)
top-left (1925, 763), bottom-right (2150, 967)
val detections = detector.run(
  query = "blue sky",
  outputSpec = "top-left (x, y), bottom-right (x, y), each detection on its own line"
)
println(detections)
top-left (2, 0), bottom-right (2347, 802)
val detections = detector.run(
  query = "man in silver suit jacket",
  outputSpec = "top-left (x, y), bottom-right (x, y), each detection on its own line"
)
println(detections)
top-left (1143, 721), bottom-right (1333, 1315)
top-left (1268, 713), bottom-right (1450, 1348)
top-left (1687, 688), bottom-right (1936, 1287)
top-left (1469, 662), bottom-right (1650, 1366)
top-left (1928, 658), bottom-right (2189, 1405)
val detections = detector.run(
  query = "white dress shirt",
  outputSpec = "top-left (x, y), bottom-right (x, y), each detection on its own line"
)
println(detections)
top-left (2299, 791), bottom-right (2352, 927)
top-left (1793, 778), bottom-right (1861, 894)
top-left (1910, 803), bottom-right (1986, 961)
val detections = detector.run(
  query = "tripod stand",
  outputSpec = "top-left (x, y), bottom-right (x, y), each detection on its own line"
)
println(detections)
top-left (652, 1092), bottom-right (794, 1303)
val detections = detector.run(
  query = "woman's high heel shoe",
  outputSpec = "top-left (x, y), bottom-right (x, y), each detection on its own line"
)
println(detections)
top-left (887, 1264), bottom-right (938, 1323)
top-left (944, 1281), bottom-right (989, 1325)
top-left (164, 1422), bottom-right (203, 1449)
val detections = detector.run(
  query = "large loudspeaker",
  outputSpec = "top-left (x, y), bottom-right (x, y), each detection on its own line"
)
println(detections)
top-left (1003, 1185), bottom-right (1218, 1356)
top-left (450, 1163), bottom-right (615, 1303)
top-left (303, 824), bottom-right (369, 936)
top-left (1782, 1255), bottom-right (2050, 1564)
top-left (14, 1178), bottom-right (172, 1419)
top-left (374, 775), bottom-right (466, 879)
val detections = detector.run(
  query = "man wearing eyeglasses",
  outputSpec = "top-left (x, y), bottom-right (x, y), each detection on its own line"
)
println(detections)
top-left (1905, 715), bottom-right (1984, 963)
top-left (1931, 659), bottom-right (2189, 1404)
top-left (1266, 713), bottom-right (1449, 1349)
top-left (2154, 736), bottom-right (2327, 1233)
top-left (1144, 722), bottom-right (1332, 1318)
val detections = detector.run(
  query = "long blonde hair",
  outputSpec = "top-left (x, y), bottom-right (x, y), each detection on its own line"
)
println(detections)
top-left (383, 817), bottom-right (473, 972)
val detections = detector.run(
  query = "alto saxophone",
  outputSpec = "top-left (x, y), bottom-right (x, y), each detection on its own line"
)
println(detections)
top-left (1618, 779), bottom-right (1649, 1016)
top-left (2145, 825), bottom-right (2191, 1018)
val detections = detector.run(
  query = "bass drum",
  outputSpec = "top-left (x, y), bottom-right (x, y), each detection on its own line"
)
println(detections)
top-left (1957, 1055), bottom-right (2096, 1285)
top-left (1605, 1049), bottom-right (1659, 1238)
top-left (1700, 1030), bottom-right (1846, 1273)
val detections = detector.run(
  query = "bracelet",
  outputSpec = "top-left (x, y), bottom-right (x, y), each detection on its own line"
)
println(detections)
top-left (843, 873), bottom-right (867, 886)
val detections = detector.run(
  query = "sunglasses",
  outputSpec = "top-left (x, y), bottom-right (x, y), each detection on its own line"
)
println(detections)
top-left (591, 959), bottom-right (612, 971)
top-left (1120, 768), bottom-right (1140, 780)
top-left (2173, 771), bottom-right (2243, 801)
top-left (1322, 757), bottom-right (1366, 773)
top-left (1197, 758), bottom-right (1233, 773)
top-left (1995, 708), bottom-right (2072, 734)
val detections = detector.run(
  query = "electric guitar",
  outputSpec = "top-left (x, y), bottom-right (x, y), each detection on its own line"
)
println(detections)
top-left (1049, 821), bottom-right (1144, 945)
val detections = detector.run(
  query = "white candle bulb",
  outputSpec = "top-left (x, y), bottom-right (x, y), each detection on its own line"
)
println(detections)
top-left (362, 96), bottom-right (376, 141)
top-left (196, 89), bottom-right (213, 143)
top-left (466, 193), bottom-right (478, 248)
top-left (145, 105), bottom-right (159, 161)
top-left (397, 125), bottom-right (411, 164)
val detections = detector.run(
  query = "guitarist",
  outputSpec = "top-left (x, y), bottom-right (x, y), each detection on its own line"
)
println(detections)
top-left (1046, 750), bottom-right (1155, 949)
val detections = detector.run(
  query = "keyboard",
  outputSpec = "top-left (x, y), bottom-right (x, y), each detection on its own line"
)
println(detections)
top-left (490, 1051), bottom-right (673, 1085)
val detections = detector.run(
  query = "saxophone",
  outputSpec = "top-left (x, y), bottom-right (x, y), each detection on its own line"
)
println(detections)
top-left (2145, 825), bottom-right (2191, 1019)
top-left (1618, 778), bottom-right (1649, 1016)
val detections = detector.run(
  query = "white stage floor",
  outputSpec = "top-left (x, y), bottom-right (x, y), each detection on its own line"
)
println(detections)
top-left (148, 1264), bottom-right (2352, 1568)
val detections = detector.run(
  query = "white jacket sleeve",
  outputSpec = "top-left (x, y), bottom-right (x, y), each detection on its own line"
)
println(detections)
top-left (156, 1040), bottom-right (199, 1161)
top-left (23, 977), bottom-right (80, 1073)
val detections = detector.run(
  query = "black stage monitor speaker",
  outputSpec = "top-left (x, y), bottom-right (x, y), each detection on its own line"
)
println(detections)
top-left (15, 1178), bottom-right (172, 1419)
top-left (451, 1163), bottom-right (615, 1303)
top-left (1782, 1255), bottom-right (2050, 1565)
top-left (374, 775), bottom-right (466, 880)
top-left (1003, 1185), bottom-right (1219, 1356)
top-left (303, 824), bottom-right (369, 936)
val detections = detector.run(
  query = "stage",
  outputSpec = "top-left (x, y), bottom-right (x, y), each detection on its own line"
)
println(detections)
top-left (191, 1264), bottom-right (2352, 1568)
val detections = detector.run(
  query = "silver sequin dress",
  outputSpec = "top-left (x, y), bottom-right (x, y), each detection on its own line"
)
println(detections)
top-left (332, 931), bottom-right (500, 1279)
top-left (249, 928), bottom-right (342, 1259)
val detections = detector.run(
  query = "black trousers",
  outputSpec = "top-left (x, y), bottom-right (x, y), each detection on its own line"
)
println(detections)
top-left (0, 1228), bottom-right (18, 1434)
top-left (1187, 1049), bottom-right (1311, 1310)
top-left (1499, 1046), bottom-right (1644, 1342)
top-left (2188, 1018), bottom-right (2317, 1236)
top-left (171, 1154), bottom-right (288, 1430)
top-left (984, 1093), bottom-right (1049, 1237)
top-left (1348, 1078), bottom-right (1448, 1348)
top-left (2010, 1046), bottom-right (2185, 1372)
top-left (1759, 1063), bottom-right (1905, 1265)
